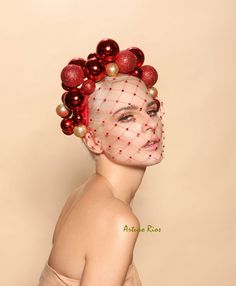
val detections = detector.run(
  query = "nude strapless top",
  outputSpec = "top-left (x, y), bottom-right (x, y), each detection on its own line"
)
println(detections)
top-left (38, 260), bottom-right (142, 286)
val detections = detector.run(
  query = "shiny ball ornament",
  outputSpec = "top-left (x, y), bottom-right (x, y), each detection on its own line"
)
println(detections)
top-left (105, 63), bottom-right (119, 77)
top-left (61, 64), bottom-right (85, 88)
top-left (96, 38), bottom-right (119, 63)
top-left (154, 98), bottom-right (161, 112)
top-left (87, 52), bottom-right (101, 61)
top-left (61, 82), bottom-right (70, 91)
top-left (84, 58), bottom-right (106, 82)
top-left (64, 90), bottom-right (84, 110)
top-left (61, 92), bottom-right (68, 105)
top-left (149, 86), bottom-right (158, 98)
top-left (73, 124), bottom-right (87, 138)
top-left (130, 66), bottom-right (143, 78)
top-left (61, 118), bottom-right (74, 135)
top-left (141, 65), bottom-right (158, 88)
top-left (68, 57), bottom-right (86, 68)
top-left (56, 103), bottom-right (71, 118)
top-left (81, 79), bottom-right (96, 94)
top-left (127, 47), bottom-right (145, 67)
top-left (61, 82), bottom-right (78, 91)
top-left (115, 50), bottom-right (137, 73)
top-left (72, 111), bottom-right (83, 125)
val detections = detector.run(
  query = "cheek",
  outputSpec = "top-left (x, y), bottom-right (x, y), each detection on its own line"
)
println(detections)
top-left (99, 121), bottom-right (146, 154)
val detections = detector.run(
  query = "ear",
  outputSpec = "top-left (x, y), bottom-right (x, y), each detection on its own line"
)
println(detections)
top-left (82, 130), bottom-right (103, 155)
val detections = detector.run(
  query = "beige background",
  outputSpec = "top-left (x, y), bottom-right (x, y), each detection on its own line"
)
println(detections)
top-left (0, 0), bottom-right (235, 285)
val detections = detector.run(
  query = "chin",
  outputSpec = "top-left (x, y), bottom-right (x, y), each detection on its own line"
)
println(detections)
top-left (103, 149), bottom-right (164, 168)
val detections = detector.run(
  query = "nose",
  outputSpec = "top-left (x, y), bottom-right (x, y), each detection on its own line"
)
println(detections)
top-left (141, 112), bottom-right (158, 133)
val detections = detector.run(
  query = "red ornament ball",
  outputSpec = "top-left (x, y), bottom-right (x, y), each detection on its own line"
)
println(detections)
top-left (72, 111), bottom-right (83, 126)
top-left (61, 83), bottom-right (71, 91)
top-left (64, 90), bottom-right (84, 110)
top-left (84, 58), bottom-right (106, 82)
top-left (68, 57), bottom-right (86, 68)
top-left (87, 52), bottom-right (101, 61)
top-left (130, 66), bottom-right (143, 78)
top-left (154, 98), bottom-right (161, 112)
top-left (141, 65), bottom-right (158, 88)
top-left (61, 92), bottom-right (68, 104)
top-left (81, 79), bottom-right (96, 94)
top-left (115, 50), bottom-right (137, 73)
top-left (96, 38), bottom-right (119, 63)
top-left (61, 64), bottom-right (84, 88)
top-left (60, 118), bottom-right (74, 135)
top-left (61, 82), bottom-right (78, 91)
top-left (127, 47), bottom-right (145, 67)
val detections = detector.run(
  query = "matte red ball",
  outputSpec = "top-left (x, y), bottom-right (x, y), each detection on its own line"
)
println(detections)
top-left (141, 65), bottom-right (158, 88)
top-left (60, 118), bottom-right (74, 135)
top-left (127, 47), bottom-right (145, 67)
top-left (96, 38), bottom-right (119, 63)
top-left (68, 57), bottom-right (86, 68)
top-left (64, 90), bottom-right (84, 110)
top-left (81, 79), bottom-right (96, 94)
top-left (61, 64), bottom-right (84, 88)
top-left (115, 50), bottom-right (137, 73)
top-left (84, 58), bottom-right (106, 82)
top-left (130, 66), bottom-right (143, 78)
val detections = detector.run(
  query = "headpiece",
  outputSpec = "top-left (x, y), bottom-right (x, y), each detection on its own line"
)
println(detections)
top-left (56, 38), bottom-right (160, 138)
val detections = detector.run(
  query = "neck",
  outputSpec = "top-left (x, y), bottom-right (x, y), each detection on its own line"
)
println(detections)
top-left (95, 154), bottom-right (146, 206)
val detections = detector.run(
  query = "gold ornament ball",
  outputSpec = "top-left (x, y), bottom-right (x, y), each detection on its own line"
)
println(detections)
top-left (105, 63), bottom-right (119, 77)
top-left (73, 124), bottom-right (87, 138)
top-left (56, 103), bottom-right (70, 117)
top-left (149, 87), bottom-right (158, 98)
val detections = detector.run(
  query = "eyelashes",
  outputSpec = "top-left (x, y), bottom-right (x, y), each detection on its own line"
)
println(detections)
top-left (118, 109), bottom-right (159, 122)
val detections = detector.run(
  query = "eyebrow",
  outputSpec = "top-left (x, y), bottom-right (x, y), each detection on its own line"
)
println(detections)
top-left (112, 100), bottom-right (157, 116)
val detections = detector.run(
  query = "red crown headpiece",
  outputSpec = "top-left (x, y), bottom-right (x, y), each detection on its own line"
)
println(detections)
top-left (56, 38), bottom-right (159, 138)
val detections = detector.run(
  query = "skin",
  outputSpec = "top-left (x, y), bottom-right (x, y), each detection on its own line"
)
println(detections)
top-left (47, 75), bottom-right (164, 286)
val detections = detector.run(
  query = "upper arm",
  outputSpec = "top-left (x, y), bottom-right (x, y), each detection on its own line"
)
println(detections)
top-left (80, 209), bottom-right (140, 286)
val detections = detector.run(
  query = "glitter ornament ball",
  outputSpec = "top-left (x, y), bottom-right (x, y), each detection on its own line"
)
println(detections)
top-left (115, 50), bottom-right (137, 73)
top-left (73, 124), bottom-right (87, 137)
top-left (56, 103), bottom-right (71, 118)
top-left (81, 79), bottom-right (96, 94)
top-left (127, 47), bottom-right (145, 67)
top-left (61, 64), bottom-right (85, 88)
top-left (96, 38), bottom-right (120, 64)
top-left (84, 58), bottom-right (106, 82)
top-left (105, 63), bottom-right (119, 77)
top-left (141, 65), bottom-right (158, 88)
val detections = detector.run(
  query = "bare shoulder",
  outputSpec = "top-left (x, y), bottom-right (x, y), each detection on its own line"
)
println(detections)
top-left (83, 191), bottom-right (140, 234)
top-left (81, 199), bottom-right (140, 285)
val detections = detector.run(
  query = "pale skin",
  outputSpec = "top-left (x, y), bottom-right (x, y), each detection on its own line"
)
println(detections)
top-left (48, 75), bottom-right (163, 285)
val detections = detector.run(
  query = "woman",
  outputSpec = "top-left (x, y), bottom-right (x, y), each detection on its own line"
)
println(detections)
top-left (38, 39), bottom-right (165, 286)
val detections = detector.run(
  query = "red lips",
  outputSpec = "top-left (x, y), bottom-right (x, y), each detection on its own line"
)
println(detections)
top-left (142, 137), bottom-right (161, 148)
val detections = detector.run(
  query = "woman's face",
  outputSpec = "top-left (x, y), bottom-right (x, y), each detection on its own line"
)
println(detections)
top-left (88, 75), bottom-right (164, 167)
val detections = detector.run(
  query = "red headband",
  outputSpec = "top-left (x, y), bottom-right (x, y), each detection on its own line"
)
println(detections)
top-left (56, 38), bottom-right (159, 138)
